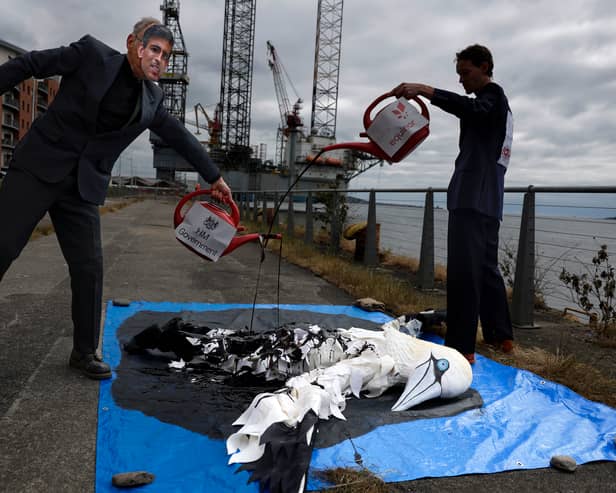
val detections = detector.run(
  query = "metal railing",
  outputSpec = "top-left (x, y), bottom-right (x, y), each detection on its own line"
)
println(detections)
top-left (235, 186), bottom-right (616, 328)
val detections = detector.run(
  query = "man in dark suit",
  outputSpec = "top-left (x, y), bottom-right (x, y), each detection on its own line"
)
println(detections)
top-left (391, 44), bottom-right (514, 363)
top-left (0, 21), bottom-right (232, 379)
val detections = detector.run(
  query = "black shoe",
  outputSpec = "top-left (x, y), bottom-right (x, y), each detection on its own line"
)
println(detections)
top-left (69, 350), bottom-right (112, 380)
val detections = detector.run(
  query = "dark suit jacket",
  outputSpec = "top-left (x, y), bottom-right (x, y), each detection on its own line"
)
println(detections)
top-left (0, 35), bottom-right (221, 204)
top-left (431, 83), bottom-right (512, 220)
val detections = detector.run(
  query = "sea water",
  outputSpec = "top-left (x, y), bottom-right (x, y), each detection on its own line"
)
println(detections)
top-left (345, 192), bottom-right (616, 313)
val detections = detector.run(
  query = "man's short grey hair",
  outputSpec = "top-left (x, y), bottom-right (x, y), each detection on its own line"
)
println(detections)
top-left (132, 17), bottom-right (161, 36)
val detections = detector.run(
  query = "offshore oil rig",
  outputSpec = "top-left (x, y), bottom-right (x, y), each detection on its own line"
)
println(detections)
top-left (152, 0), bottom-right (383, 192)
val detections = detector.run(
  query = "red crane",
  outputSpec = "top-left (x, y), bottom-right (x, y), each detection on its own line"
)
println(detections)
top-left (266, 40), bottom-right (303, 166)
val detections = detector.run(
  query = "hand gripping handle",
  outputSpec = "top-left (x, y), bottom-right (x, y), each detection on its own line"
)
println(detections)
top-left (173, 189), bottom-right (240, 228)
top-left (362, 92), bottom-right (429, 130)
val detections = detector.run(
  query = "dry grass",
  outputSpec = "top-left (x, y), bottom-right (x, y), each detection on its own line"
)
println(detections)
top-left (266, 230), bottom-right (441, 315)
top-left (29, 223), bottom-right (55, 241)
top-left (99, 199), bottom-right (142, 214)
top-left (28, 198), bottom-right (142, 242)
top-left (315, 467), bottom-right (389, 493)
top-left (597, 335), bottom-right (616, 349)
top-left (380, 251), bottom-right (447, 283)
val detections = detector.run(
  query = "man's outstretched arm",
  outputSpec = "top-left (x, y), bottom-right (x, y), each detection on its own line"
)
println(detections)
top-left (150, 107), bottom-right (232, 203)
top-left (391, 82), bottom-right (498, 119)
top-left (0, 36), bottom-right (91, 94)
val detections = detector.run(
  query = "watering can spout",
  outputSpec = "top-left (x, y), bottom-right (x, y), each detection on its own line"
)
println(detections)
top-left (225, 233), bottom-right (282, 255)
top-left (321, 140), bottom-right (389, 161)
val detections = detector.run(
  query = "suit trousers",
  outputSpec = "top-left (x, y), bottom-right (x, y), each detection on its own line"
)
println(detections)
top-left (0, 167), bottom-right (103, 354)
top-left (445, 209), bottom-right (513, 355)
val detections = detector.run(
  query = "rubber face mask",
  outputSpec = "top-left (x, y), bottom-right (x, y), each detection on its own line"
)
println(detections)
top-left (137, 38), bottom-right (172, 81)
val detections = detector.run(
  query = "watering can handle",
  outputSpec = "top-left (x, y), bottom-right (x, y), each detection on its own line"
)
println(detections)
top-left (173, 189), bottom-right (240, 228)
top-left (362, 92), bottom-right (429, 130)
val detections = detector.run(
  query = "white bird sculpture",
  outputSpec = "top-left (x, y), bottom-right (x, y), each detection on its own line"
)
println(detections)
top-left (124, 313), bottom-right (473, 493)
top-left (225, 316), bottom-right (473, 493)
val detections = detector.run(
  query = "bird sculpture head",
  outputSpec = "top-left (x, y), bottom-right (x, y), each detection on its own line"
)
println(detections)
top-left (390, 333), bottom-right (473, 411)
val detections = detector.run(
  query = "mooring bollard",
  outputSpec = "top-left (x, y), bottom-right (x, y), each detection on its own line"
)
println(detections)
top-left (511, 186), bottom-right (537, 328)
top-left (418, 188), bottom-right (435, 289)
top-left (364, 190), bottom-right (378, 267)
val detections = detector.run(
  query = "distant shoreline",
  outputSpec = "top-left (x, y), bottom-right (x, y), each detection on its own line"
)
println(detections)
top-left (347, 196), bottom-right (616, 221)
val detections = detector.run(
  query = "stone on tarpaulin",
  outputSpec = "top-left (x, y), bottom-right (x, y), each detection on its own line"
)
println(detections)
top-left (549, 455), bottom-right (577, 472)
top-left (112, 299), bottom-right (132, 307)
top-left (112, 471), bottom-right (155, 488)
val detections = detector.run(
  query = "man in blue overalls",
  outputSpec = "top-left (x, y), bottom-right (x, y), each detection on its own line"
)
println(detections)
top-left (392, 44), bottom-right (514, 363)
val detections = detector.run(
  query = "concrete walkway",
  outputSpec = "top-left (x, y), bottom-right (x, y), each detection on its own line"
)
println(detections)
top-left (0, 198), bottom-right (354, 492)
top-left (0, 198), bottom-right (614, 492)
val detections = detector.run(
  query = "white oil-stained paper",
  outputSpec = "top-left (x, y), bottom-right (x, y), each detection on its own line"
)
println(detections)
top-left (175, 202), bottom-right (237, 261)
top-left (366, 98), bottom-right (428, 158)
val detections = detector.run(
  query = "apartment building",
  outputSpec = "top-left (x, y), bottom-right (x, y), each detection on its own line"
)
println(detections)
top-left (0, 39), bottom-right (59, 174)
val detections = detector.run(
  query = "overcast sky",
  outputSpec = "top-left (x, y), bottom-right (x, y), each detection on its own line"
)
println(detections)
top-left (2, 0), bottom-right (616, 190)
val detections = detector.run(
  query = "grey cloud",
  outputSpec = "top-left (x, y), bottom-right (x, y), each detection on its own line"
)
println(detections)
top-left (1, 0), bottom-right (614, 188)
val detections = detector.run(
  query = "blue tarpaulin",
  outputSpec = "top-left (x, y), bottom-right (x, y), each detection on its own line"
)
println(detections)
top-left (96, 302), bottom-right (616, 492)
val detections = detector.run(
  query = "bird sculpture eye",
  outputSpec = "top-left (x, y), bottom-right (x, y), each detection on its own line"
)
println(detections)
top-left (436, 359), bottom-right (449, 372)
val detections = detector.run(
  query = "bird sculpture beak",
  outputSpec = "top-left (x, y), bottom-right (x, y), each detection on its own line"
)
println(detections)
top-left (391, 354), bottom-right (446, 411)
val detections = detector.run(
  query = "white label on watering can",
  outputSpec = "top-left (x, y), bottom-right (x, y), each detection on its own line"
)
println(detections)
top-left (366, 98), bottom-right (428, 158)
top-left (175, 203), bottom-right (237, 262)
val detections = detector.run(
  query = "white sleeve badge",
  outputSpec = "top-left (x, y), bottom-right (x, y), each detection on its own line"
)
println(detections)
top-left (498, 110), bottom-right (513, 169)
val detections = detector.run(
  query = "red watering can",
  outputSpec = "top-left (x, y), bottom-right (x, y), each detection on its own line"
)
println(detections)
top-left (174, 189), bottom-right (281, 262)
top-left (322, 93), bottom-right (429, 163)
